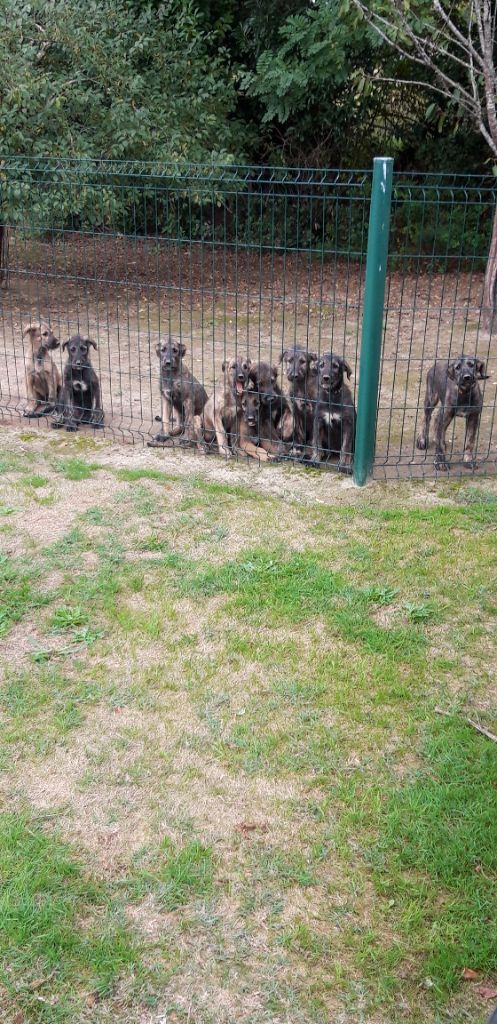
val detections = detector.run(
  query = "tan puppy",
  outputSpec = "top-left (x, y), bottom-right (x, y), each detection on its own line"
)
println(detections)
top-left (23, 322), bottom-right (61, 417)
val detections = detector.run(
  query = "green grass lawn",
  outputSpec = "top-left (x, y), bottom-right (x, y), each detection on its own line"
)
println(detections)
top-left (1, 429), bottom-right (496, 1023)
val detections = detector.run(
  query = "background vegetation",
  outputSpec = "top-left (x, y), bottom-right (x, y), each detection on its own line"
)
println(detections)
top-left (0, 0), bottom-right (488, 173)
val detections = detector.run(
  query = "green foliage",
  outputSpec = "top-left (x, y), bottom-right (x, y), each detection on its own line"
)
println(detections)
top-left (0, 0), bottom-right (236, 164)
top-left (0, 0), bottom-right (240, 229)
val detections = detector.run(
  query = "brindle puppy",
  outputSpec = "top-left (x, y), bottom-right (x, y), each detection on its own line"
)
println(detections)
top-left (248, 360), bottom-right (289, 457)
top-left (311, 352), bottom-right (355, 473)
top-left (416, 355), bottom-right (488, 469)
top-left (149, 337), bottom-right (208, 447)
top-left (279, 346), bottom-right (318, 454)
top-left (196, 355), bottom-right (251, 456)
top-left (233, 388), bottom-right (270, 461)
top-left (23, 322), bottom-right (61, 417)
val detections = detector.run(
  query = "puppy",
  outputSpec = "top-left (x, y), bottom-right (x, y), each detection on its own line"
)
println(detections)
top-left (279, 346), bottom-right (318, 454)
top-left (52, 335), bottom-right (104, 431)
top-left (416, 355), bottom-right (488, 469)
top-left (23, 322), bottom-right (60, 417)
top-left (248, 360), bottom-right (289, 457)
top-left (233, 388), bottom-right (270, 461)
top-left (196, 355), bottom-right (251, 456)
top-left (311, 353), bottom-right (355, 472)
top-left (149, 338), bottom-right (207, 446)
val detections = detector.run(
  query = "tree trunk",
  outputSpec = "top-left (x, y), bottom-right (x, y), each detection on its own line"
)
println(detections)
top-left (0, 225), bottom-right (9, 289)
top-left (483, 202), bottom-right (497, 330)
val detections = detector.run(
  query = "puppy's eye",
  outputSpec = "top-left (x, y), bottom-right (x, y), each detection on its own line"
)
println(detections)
top-left (42, 331), bottom-right (48, 337)
top-left (455, 362), bottom-right (461, 370)
top-left (468, 360), bottom-right (474, 367)
top-left (71, 346), bottom-right (77, 353)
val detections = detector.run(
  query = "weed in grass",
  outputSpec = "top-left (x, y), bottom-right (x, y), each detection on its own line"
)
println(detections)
top-left (25, 474), bottom-right (49, 489)
top-left (82, 505), bottom-right (105, 524)
top-left (127, 839), bottom-right (214, 910)
top-left (402, 601), bottom-right (438, 623)
top-left (0, 504), bottom-right (18, 516)
top-left (115, 467), bottom-right (177, 483)
top-left (53, 457), bottom-right (101, 481)
top-left (49, 605), bottom-right (89, 631)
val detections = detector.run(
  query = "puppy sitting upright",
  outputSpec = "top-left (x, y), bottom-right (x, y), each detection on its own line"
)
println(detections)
top-left (416, 355), bottom-right (488, 469)
top-left (149, 337), bottom-right (207, 447)
top-left (196, 355), bottom-right (251, 456)
top-left (52, 334), bottom-right (104, 431)
top-left (23, 322), bottom-right (60, 417)
top-left (311, 353), bottom-right (355, 473)
top-left (279, 345), bottom-right (318, 455)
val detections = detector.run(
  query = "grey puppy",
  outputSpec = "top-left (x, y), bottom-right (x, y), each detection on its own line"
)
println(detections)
top-left (279, 345), bottom-right (318, 454)
top-left (149, 337), bottom-right (208, 446)
top-left (311, 352), bottom-right (355, 473)
top-left (416, 355), bottom-right (488, 469)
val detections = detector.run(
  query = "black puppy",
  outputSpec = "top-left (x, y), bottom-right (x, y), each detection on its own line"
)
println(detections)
top-left (311, 353), bottom-right (355, 473)
top-left (416, 355), bottom-right (488, 469)
top-left (52, 335), bottom-right (104, 432)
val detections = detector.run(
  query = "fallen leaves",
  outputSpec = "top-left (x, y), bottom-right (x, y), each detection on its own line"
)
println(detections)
top-left (236, 821), bottom-right (269, 836)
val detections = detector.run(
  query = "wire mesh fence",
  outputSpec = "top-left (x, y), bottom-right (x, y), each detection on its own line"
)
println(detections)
top-left (0, 156), bottom-right (495, 479)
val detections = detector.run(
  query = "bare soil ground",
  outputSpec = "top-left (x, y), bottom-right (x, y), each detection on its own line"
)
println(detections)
top-left (1, 232), bottom-right (496, 477)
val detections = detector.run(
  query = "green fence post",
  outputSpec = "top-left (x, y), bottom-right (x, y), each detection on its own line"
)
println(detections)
top-left (353, 157), bottom-right (393, 486)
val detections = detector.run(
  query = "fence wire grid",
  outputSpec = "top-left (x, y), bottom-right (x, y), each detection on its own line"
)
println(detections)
top-left (0, 156), bottom-right (496, 479)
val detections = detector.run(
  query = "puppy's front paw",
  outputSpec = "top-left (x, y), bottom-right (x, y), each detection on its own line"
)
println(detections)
top-left (416, 435), bottom-right (427, 451)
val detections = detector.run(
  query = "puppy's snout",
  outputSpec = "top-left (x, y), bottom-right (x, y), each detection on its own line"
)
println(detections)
top-left (463, 372), bottom-right (473, 381)
top-left (237, 372), bottom-right (245, 381)
top-left (321, 373), bottom-right (330, 384)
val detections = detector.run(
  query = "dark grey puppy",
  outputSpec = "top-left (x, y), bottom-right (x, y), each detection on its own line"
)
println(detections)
top-left (52, 335), bottom-right (104, 431)
top-left (150, 337), bottom-right (208, 446)
top-left (416, 355), bottom-right (488, 469)
top-left (311, 352), bottom-right (355, 473)
top-left (279, 346), bottom-right (318, 453)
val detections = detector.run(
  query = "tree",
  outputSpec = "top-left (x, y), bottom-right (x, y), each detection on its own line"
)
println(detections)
top-left (352, 0), bottom-right (497, 326)
top-left (0, 0), bottom-right (238, 164)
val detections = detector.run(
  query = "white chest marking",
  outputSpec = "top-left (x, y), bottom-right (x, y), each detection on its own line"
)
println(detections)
top-left (322, 411), bottom-right (341, 426)
top-left (72, 380), bottom-right (88, 392)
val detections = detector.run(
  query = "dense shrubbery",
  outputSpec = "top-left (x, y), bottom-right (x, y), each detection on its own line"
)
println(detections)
top-left (0, 0), bottom-right (494, 261)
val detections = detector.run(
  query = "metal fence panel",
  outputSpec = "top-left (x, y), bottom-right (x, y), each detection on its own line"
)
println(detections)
top-left (0, 156), bottom-right (495, 479)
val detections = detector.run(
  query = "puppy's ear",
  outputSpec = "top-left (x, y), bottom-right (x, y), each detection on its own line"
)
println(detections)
top-left (279, 349), bottom-right (288, 364)
top-left (341, 358), bottom-right (353, 380)
top-left (477, 359), bottom-right (489, 379)
top-left (271, 365), bottom-right (278, 381)
top-left (62, 340), bottom-right (69, 351)
top-left (22, 325), bottom-right (36, 340)
top-left (447, 361), bottom-right (457, 380)
top-left (87, 338), bottom-right (97, 350)
top-left (222, 359), bottom-right (227, 372)
top-left (155, 343), bottom-right (161, 358)
top-left (179, 342), bottom-right (186, 357)
top-left (308, 351), bottom-right (318, 363)
top-left (246, 357), bottom-right (252, 368)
